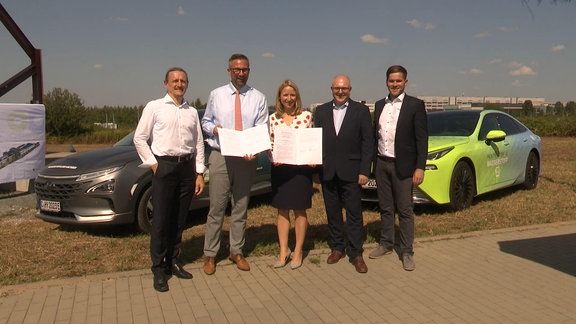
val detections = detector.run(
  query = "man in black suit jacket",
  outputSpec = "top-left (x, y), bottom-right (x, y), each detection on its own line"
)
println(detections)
top-left (314, 75), bottom-right (373, 273)
top-left (369, 65), bottom-right (428, 271)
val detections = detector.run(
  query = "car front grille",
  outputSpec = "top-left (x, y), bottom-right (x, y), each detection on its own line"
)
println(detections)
top-left (39, 210), bottom-right (76, 219)
top-left (362, 186), bottom-right (433, 204)
top-left (413, 187), bottom-right (432, 204)
top-left (360, 188), bottom-right (379, 202)
top-left (34, 181), bottom-right (86, 200)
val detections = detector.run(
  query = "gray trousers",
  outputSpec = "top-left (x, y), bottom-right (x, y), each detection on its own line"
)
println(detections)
top-left (375, 157), bottom-right (415, 255)
top-left (203, 150), bottom-right (257, 257)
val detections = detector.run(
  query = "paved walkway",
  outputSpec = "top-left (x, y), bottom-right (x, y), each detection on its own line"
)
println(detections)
top-left (1, 221), bottom-right (575, 323)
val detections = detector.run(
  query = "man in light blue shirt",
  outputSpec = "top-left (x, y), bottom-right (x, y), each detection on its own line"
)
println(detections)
top-left (201, 53), bottom-right (268, 274)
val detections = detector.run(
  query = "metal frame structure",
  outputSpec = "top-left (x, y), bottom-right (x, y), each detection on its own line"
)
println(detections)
top-left (0, 3), bottom-right (43, 104)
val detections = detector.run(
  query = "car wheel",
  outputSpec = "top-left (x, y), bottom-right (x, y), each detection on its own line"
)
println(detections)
top-left (449, 161), bottom-right (476, 211)
top-left (136, 186), bottom-right (153, 233)
top-left (522, 151), bottom-right (539, 190)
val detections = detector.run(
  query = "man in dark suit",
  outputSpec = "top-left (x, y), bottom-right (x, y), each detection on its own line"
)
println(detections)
top-left (369, 65), bottom-right (428, 271)
top-left (314, 75), bottom-right (373, 273)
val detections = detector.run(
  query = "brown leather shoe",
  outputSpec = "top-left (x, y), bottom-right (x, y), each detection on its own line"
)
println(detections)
top-left (229, 253), bottom-right (250, 271)
top-left (351, 256), bottom-right (368, 273)
top-left (203, 256), bottom-right (216, 275)
top-left (326, 250), bottom-right (344, 264)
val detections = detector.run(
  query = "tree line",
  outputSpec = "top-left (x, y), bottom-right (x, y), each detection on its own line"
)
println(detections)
top-left (484, 100), bottom-right (576, 117)
top-left (44, 88), bottom-right (576, 141)
top-left (43, 88), bottom-right (207, 139)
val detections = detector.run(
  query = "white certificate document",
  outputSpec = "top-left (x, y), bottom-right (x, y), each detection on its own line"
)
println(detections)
top-left (272, 127), bottom-right (322, 165)
top-left (218, 124), bottom-right (271, 157)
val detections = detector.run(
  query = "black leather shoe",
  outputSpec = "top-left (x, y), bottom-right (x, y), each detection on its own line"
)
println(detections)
top-left (152, 268), bottom-right (169, 292)
top-left (171, 263), bottom-right (193, 279)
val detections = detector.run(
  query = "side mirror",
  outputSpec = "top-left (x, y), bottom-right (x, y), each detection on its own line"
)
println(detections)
top-left (485, 130), bottom-right (506, 145)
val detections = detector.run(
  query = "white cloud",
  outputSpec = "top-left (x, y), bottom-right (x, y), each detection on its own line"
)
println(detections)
top-left (360, 34), bottom-right (388, 44)
top-left (93, 64), bottom-right (103, 69)
top-left (458, 68), bottom-right (483, 75)
top-left (262, 52), bottom-right (275, 58)
top-left (509, 64), bottom-right (536, 76)
top-left (406, 19), bottom-right (421, 29)
top-left (474, 32), bottom-right (491, 38)
top-left (511, 79), bottom-right (527, 87)
top-left (406, 19), bottom-right (436, 31)
top-left (498, 26), bottom-right (517, 33)
top-left (109, 17), bottom-right (128, 22)
top-left (550, 44), bottom-right (565, 52)
top-left (489, 58), bottom-right (503, 65)
top-left (177, 5), bottom-right (185, 15)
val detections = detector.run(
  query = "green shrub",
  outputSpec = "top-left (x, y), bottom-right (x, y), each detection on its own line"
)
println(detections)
top-left (47, 128), bottom-right (132, 144)
top-left (518, 115), bottom-right (576, 137)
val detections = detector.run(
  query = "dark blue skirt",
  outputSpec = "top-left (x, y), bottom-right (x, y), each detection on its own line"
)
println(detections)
top-left (271, 164), bottom-right (313, 210)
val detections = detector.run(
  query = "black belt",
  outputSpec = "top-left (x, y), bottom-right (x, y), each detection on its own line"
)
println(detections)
top-left (378, 155), bottom-right (395, 162)
top-left (156, 154), bottom-right (193, 162)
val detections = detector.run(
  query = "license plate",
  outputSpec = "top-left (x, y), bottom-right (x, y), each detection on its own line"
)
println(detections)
top-left (362, 179), bottom-right (377, 189)
top-left (40, 200), bottom-right (61, 212)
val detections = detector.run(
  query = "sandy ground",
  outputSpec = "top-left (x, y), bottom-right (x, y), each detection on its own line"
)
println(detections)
top-left (0, 193), bottom-right (37, 223)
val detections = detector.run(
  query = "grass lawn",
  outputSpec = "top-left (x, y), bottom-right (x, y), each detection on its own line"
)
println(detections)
top-left (0, 137), bottom-right (574, 286)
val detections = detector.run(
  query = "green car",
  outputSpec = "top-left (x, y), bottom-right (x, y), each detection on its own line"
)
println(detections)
top-left (361, 109), bottom-right (542, 210)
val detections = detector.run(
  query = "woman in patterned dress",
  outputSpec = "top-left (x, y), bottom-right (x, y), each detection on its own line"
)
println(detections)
top-left (269, 80), bottom-right (314, 270)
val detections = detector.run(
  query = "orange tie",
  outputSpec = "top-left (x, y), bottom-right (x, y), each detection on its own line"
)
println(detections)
top-left (235, 90), bottom-right (243, 131)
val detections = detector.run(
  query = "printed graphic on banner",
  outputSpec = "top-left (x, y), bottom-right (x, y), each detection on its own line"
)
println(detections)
top-left (0, 104), bottom-right (46, 184)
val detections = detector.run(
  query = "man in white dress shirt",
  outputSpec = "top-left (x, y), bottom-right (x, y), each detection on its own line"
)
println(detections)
top-left (133, 67), bottom-right (206, 292)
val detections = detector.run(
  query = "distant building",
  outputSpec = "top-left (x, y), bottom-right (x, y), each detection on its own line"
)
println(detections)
top-left (419, 96), bottom-right (546, 111)
top-left (93, 122), bottom-right (118, 129)
top-left (310, 101), bottom-right (374, 113)
top-left (310, 96), bottom-right (549, 113)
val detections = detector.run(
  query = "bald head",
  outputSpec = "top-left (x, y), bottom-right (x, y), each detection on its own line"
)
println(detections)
top-left (330, 75), bottom-right (352, 106)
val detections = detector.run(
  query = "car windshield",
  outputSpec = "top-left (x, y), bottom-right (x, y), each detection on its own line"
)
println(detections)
top-left (113, 131), bottom-right (135, 147)
top-left (427, 111), bottom-right (480, 137)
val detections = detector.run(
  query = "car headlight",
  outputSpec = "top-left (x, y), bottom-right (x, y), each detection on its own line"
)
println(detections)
top-left (76, 166), bottom-right (123, 182)
top-left (87, 179), bottom-right (115, 194)
top-left (427, 147), bottom-right (454, 161)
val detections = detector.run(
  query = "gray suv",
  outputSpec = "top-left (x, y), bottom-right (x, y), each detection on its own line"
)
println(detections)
top-left (35, 111), bottom-right (271, 232)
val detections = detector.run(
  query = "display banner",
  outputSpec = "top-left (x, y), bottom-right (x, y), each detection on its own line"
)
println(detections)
top-left (0, 104), bottom-right (45, 184)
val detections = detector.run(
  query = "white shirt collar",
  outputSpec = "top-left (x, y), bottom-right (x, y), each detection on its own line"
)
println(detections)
top-left (385, 92), bottom-right (406, 104)
top-left (332, 101), bottom-right (349, 110)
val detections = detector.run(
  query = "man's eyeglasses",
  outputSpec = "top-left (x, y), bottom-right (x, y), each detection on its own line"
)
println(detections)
top-left (229, 68), bottom-right (250, 74)
top-left (331, 87), bottom-right (351, 92)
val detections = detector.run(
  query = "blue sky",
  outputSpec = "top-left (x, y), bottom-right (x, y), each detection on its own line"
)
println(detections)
top-left (2, 0), bottom-right (575, 108)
